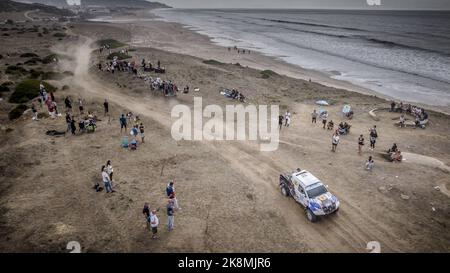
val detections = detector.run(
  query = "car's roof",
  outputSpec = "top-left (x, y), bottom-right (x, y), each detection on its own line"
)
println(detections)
top-left (292, 170), bottom-right (322, 187)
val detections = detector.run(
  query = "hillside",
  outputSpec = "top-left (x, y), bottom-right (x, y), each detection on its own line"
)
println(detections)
top-left (14, 0), bottom-right (171, 9)
top-left (0, 0), bottom-right (72, 15)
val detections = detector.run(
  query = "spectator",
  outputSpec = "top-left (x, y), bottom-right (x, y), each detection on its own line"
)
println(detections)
top-left (311, 109), bottom-right (317, 123)
top-left (139, 123), bottom-right (145, 143)
top-left (143, 202), bottom-right (150, 230)
top-left (103, 99), bottom-right (109, 116)
top-left (101, 165), bottom-right (114, 193)
top-left (358, 134), bottom-right (364, 154)
top-left (149, 209), bottom-right (159, 239)
top-left (31, 103), bottom-right (38, 121)
top-left (365, 156), bottom-right (374, 171)
top-left (331, 133), bottom-right (340, 152)
top-left (120, 114), bottom-right (127, 133)
top-left (106, 160), bottom-right (114, 185)
top-left (167, 199), bottom-right (175, 231)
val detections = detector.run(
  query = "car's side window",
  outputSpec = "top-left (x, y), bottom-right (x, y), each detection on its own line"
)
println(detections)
top-left (298, 186), bottom-right (305, 195)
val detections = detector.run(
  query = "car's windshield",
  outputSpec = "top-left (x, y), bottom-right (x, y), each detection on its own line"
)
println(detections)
top-left (307, 185), bottom-right (328, 199)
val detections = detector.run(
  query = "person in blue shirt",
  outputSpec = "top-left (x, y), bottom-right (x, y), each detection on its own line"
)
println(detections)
top-left (167, 199), bottom-right (175, 231)
top-left (166, 181), bottom-right (174, 197)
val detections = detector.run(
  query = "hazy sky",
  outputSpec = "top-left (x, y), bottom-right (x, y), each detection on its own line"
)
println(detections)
top-left (153, 0), bottom-right (450, 9)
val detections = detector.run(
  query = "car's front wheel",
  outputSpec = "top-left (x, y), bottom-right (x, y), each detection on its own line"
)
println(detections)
top-left (281, 186), bottom-right (289, 197)
top-left (306, 209), bottom-right (318, 222)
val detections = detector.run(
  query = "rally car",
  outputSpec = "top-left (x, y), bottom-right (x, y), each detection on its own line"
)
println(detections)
top-left (279, 169), bottom-right (340, 222)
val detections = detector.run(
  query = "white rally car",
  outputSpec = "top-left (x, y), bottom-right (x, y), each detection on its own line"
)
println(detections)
top-left (279, 170), bottom-right (340, 222)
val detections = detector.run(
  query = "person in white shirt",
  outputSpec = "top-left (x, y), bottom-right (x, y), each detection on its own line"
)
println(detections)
top-left (101, 165), bottom-right (113, 193)
top-left (284, 110), bottom-right (291, 127)
top-left (331, 133), bottom-right (340, 152)
top-left (365, 156), bottom-right (375, 171)
top-left (399, 114), bottom-right (405, 128)
top-left (106, 160), bottom-right (114, 185)
top-left (149, 210), bottom-right (159, 239)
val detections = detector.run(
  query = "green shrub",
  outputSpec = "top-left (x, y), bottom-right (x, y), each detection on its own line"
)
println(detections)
top-left (0, 85), bottom-right (10, 92)
top-left (20, 53), bottom-right (39, 58)
top-left (63, 71), bottom-right (74, 77)
top-left (28, 69), bottom-right (44, 79)
top-left (5, 65), bottom-right (28, 75)
top-left (2, 81), bottom-right (14, 86)
top-left (8, 104), bottom-right (28, 120)
top-left (107, 52), bottom-right (131, 60)
top-left (9, 79), bottom-right (56, 103)
top-left (24, 57), bottom-right (43, 65)
top-left (53, 32), bottom-right (66, 38)
top-left (42, 54), bottom-right (58, 64)
top-left (203, 59), bottom-right (224, 65)
top-left (41, 71), bottom-right (72, 80)
top-left (97, 39), bottom-right (126, 49)
top-left (260, 70), bottom-right (277, 79)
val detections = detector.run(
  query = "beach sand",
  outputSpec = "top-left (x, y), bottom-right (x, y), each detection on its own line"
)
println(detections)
top-left (0, 9), bottom-right (449, 252)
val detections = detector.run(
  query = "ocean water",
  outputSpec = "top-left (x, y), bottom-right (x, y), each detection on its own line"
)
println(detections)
top-left (154, 9), bottom-right (450, 108)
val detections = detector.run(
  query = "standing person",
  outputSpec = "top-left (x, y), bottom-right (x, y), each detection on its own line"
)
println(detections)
top-left (102, 165), bottom-right (114, 193)
top-left (149, 209), bottom-right (159, 239)
top-left (311, 109), bottom-right (317, 124)
top-left (139, 123), bottom-right (145, 143)
top-left (166, 180), bottom-right (180, 210)
top-left (321, 111), bottom-right (328, 129)
top-left (120, 114), bottom-right (127, 133)
top-left (370, 125), bottom-right (378, 141)
top-left (166, 181), bottom-right (174, 197)
top-left (106, 160), bottom-right (114, 185)
top-left (31, 103), bottom-right (38, 121)
top-left (369, 134), bottom-right (376, 151)
top-left (132, 125), bottom-right (139, 139)
top-left (157, 60), bottom-right (160, 68)
top-left (331, 133), bottom-right (340, 152)
top-left (52, 100), bottom-right (59, 116)
top-left (358, 134), bottom-right (365, 155)
top-left (284, 110), bottom-right (291, 127)
top-left (390, 101), bottom-right (396, 112)
top-left (103, 99), bottom-right (109, 116)
top-left (66, 113), bottom-right (72, 132)
top-left (64, 96), bottom-right (72, 112)
top-left (365, 156), bottom-right (374, 171)
top-left (278, 115), bottom-right (284, 130)
top-left (78, 98), bottom-right (84, 115)
top-left (143, 202), bottom-right (150, 230)
top-left (42, 89), bottom-right (48, 102)
top-left (70, 116), bottom-right (76, 135)
top-left (167, 199), bottom-right (175, 231)
top-left (50, 91), bottom-right (55, 102)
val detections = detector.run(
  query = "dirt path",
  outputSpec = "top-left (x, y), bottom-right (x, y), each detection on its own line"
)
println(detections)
top-left (23, 9), bottom-right (39, 21)
top-left (52, 36), bottom-right (422, 253)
